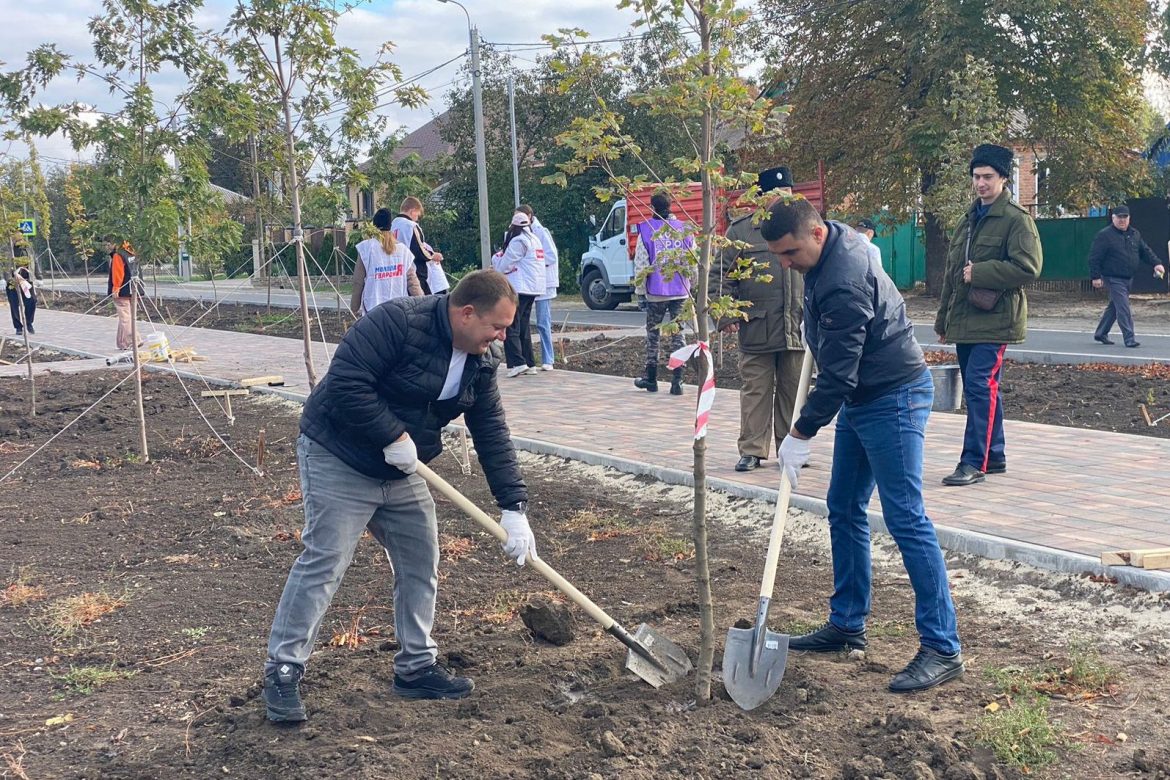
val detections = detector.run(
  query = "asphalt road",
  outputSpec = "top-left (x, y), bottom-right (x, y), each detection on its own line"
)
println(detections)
top-left (43, 277), bottom-right (1170, 366)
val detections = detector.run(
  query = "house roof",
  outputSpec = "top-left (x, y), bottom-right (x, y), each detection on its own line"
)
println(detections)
top-left (210, 182), bottom-right (250, 204)
top-left (359, 112), bottom-right (453, 172)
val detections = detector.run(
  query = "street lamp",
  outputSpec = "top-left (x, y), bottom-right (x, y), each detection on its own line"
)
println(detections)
top-left (438, 0), bottom-right (492, 269)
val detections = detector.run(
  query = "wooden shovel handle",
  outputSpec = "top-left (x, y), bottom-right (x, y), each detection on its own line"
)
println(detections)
top-left (415, 462), bottom-right (616, 630)
top-left (758, 346), bottom-right (815, 600)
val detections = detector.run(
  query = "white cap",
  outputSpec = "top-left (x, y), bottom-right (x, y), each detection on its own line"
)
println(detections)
top-left (510, 212), bottom-right (530, 227)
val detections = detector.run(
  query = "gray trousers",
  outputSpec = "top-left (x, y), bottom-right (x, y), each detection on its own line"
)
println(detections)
top-left (266, 434), bottom-right (439, 677)
top-left (1094, 276), bottom-right (1136, 345)
top-left (738, 349), bottom-right (805, 459)
top-left (644, 299), bottom-right (686, 367)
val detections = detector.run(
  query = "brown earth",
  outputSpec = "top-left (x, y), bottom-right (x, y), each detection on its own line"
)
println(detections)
top-left (1, 369), bottom-right (1169, 779)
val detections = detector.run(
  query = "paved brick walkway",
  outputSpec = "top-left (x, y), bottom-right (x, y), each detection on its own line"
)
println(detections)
top-left (24, 308), bottom-right (1170, 583)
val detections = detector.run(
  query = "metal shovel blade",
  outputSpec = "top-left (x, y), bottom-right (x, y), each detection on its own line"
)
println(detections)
top-left (722, 624), bottom-right (790, 711)
top-left (623, 623), bottom-right (694, 688)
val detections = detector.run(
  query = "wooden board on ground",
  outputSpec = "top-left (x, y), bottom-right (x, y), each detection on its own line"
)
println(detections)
top-left (1100, 548), bottom-right (1170, 569)
top-left (240, 375), bottom-right (284, 387)
top-left (201, 389), bottom-right (249, 398)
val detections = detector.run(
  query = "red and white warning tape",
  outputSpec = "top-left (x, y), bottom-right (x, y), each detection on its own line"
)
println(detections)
top-left (668, 341), bottom-right (715, 440)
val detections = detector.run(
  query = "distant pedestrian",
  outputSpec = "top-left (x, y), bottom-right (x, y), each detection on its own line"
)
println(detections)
top-left (105, 238), bottom-right (138, 350)
top-left (6, 250), bottom-right (37, 336)
top-left (853, 218), bottom-right (882, 265)
top-left (516, 205), bottom-right (560, 371)
top-left (1089, 205), bottom-right (1164, 348)
top-left (391, 197), bottom-right (449, 295)
top-left (712, 166), bottom-right (803, 470)
top-left (350, 208), bottom-right (422, 317)
top-left (633, 192), bottom-right (693, 395)
top-left (934, 143), bottom-right (1043, 487)
top-left (494, 212), bottom-right (544, 377)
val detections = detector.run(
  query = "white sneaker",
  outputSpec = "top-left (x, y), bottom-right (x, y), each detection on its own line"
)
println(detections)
top-left (541, 364), bottom-right (554, 371)
top-left (506, 366), bottom-right (527, 378)
top-left (525, 366), bottom-right (539, 375)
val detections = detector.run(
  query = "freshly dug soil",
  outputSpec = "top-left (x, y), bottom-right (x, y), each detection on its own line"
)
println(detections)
top-left (558, 336), bottom-right (1170, 439)
top-left (1, 370), bottom-right (1168, 779)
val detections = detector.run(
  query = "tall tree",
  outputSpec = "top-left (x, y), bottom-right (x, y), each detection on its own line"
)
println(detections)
top-left (759, 0), bottom-right (1157, 292)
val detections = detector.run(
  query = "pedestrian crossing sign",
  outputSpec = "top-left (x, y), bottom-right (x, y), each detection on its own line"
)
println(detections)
top-left (18, 219), bottom-right (35, 237)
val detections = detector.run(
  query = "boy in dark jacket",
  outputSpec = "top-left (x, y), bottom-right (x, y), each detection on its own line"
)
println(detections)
top-left (762, 197), bottom-right (963, 694)
top-left (1089, 205), bottom-right (1164, 348)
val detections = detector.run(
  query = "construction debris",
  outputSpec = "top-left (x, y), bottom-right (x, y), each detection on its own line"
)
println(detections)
top-left (240, 375), bottom-right (284, 387)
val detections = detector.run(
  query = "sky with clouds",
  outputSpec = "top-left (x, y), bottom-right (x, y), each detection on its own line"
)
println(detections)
top-left (0, 0), bottom-right (642, 167)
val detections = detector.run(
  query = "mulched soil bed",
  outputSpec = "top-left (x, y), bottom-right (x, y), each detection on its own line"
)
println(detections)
top-left (1, 370), bottom-right (1169, 779)
top-left (558, 336), bottom-right (1170, 439)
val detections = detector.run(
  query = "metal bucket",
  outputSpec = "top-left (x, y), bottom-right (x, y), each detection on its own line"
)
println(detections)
top-left (930, 364), bottom-right (963, 411)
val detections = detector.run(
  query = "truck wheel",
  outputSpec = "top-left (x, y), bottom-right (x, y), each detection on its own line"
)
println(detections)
top-left (582, 269), bottom-right (620, 311)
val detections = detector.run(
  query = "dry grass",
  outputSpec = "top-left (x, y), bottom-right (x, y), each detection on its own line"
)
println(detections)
top-left (42, 591), bottom-right (126, 637)
top-left (439, 534), bottom-right (475, 562)
top-left (458, 589), bottom-right (526, 625)
top-left (562, 509), bottom-right (636, 541)
top-left (328, 608), bottom-right (370, 649)
top-left (1, 740), bottom-right (30, 780)
top-left (1, 568), bottom-right (46, 608)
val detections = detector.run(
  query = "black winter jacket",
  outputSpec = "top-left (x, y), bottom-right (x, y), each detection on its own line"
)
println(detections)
top-left (300, 295), bottom-right (527, 508)
top-left (1088, 225), bottom-right (1160, 281)
top-left (794, 222), bottom-right (926, 438)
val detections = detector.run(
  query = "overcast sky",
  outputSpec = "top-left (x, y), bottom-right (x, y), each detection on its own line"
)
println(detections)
top-left (0, 0), bottom-right (641, 167)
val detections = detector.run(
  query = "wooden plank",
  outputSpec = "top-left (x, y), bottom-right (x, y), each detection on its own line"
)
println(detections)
top-left (239, 375), bottom-right (285, 387)
top-left (1101, 548), bottom-right (1170, 567)
top-left (200, 389), bottom-right (249, 398)
top-left (1100, 550), bottom-right (1133, 566)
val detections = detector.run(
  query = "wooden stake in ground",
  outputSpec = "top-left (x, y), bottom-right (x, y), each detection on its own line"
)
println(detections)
top-left (257, 428), bottom-right (266, 475)
top-left (129, 284), bottom-right (150, 462)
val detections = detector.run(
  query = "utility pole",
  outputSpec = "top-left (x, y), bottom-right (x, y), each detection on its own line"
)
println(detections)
top-left (250, 132), bottom-right (265, 280)
top-left (469, 25), bottom-right (491, 268)
top-left (508, 76), bottom-right (520, 208)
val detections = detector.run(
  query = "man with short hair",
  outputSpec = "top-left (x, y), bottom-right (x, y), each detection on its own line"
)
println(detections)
top-left (853, 218), bottom-right (881, 265)
top-left (263, 269), bottom-right (536, 723)
top-left (392, 196), bottom-right (448, 295)
top-left (762, 197), bottom-right (964, 693)
top-left (934, 144), bottom-right (1043, 487)
top-left (1089, 205), bottom-right (1164, 348)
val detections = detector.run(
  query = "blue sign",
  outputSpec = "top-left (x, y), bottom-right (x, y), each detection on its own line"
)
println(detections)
top-left (18, 219), bottom-right (35, 236)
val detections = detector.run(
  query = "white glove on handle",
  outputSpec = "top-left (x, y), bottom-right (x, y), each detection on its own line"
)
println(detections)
top-left (382, 435), bottom-right (418, 474)
top-left (500, 510), bottom-right (538, 566)
top-left (777, 434), bottom-right (811, 489)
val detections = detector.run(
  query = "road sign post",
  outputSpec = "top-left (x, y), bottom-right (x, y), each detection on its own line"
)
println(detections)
top-left (18, 219), bottom-right (36, 237)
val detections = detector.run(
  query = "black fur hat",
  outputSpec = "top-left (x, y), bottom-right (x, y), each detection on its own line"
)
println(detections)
top-left (757, 166), bottom-right (794, 192)
top-left (969, 144), bottom-right (1013, 178)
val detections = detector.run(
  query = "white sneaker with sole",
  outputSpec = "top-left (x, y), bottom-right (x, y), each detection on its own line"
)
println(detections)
top-left (506, 366), bottom-right (527, 378)
top-left (525, 366), bottom-right (539, 375)
top-left (541, 364), bottom-right (554, 371)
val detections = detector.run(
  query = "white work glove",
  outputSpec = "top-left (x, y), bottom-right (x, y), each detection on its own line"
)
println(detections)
top-left (382, 435), bottom-right (418, 474)
top-left (500, 510), bottom-right (538, 566)
top-left (777, 434), bottom-right (811, 489)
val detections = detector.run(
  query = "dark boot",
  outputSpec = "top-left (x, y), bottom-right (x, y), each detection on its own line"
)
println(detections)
top-left (669, 367), bottom-right (683, 395)
top-left (263, 663), bottom-right (307, 723)
top-left (634, 364), bottom-right (658, 392)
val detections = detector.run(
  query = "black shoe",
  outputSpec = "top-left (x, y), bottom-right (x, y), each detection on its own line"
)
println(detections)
top-left (634, 364), bottom-right (658, 393)
top-left (392, 663), bottom-right (474, 700)
top-left (734, 455), bottom-right (762, 472)
top-left (788, 621), bottom-right (868, 653)
top-left (889, 647), bottom-right (965, 693)
top-left (264, 663), bottom-right (307, 723)
top-left (1126, 342), bottom-right (1141, 348)
top-left (26, 326), bottom-right (34, 335)
top-left (984, 461), bottom-right (1006, 475)
top-left (13, 329), bottom-right (21, 336)
top-left (669, 367), bottom-right (683, 395)
top-left (941, 463), bottom-right (985, 486)
top-left (1094, 335), bottom-right (1114, 345)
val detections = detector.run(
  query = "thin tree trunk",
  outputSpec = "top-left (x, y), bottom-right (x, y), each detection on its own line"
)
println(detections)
top-left (921, 170), bottom-right (950, 296)
top-left (274, 34), bottom-right (317, 388)
top-left (129, 286), bottom-right (149, 461)
top-left (691, 8), bottom-right (716, 704)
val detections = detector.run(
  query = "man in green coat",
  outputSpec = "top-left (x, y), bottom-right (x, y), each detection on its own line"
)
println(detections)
top-left (712, 166), bottom-right (805, 472)
top-left (934, 143), bottom-right (1043, 486)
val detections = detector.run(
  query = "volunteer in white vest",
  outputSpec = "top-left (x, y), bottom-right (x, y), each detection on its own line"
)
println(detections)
top-left (493, 212), bottom-right (544, 377)
top-left (515, 205), bottom-right (560, 371)
top-left (391, 196), bottom-right (450, 295)
top-left (350, 208), bottom-right (423, 317)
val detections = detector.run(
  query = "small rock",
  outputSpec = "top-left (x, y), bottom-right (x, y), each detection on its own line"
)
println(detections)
top-left (599, 730), bottom-right (626, 757)
top-left (907, 761), bottom-right (936, 780)
top-left (795, 687), bottom-right (809, 703)
top-left (519, 597), bottom-right (575, 646)
top-left (847, 648), bottom-right (866, 661)
top-left (842, 755), bottom-right (885, 780)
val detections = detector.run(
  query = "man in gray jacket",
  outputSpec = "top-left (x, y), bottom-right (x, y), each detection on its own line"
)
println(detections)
top-left (762, 197), bottom-right (963, 693)
top-left (713, 166), bottom-right (804, 472)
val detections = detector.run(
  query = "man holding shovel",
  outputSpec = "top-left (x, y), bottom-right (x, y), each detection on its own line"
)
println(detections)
top-left (263, 270), bottom-right (536, 723)
top-left (761, 198), bottom-right (963, 693)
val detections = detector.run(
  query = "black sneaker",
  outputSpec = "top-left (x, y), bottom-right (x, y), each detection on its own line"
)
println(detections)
top-left (13, 329), bottom-right (21, 336)
top-left (263, 663), bottom-right (307, 723)
top-left (392, 663), bottom-right (474, 700)
top-left (1093, 335), bottom-right (1114, 345)
top-left (26, 326), bottom-right (34, 335)
top-left (788, 621), bottom-right (867, 653)
top-left (889, 647), bottom-right (965, 693)
top-left (734, 455), bottom-right (762, 472)
top-left (1126, 342), bottom-right (1141, 348)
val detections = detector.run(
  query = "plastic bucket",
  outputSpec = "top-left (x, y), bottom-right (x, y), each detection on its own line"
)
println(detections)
top-left (142, 332), bottom-right (170, 362)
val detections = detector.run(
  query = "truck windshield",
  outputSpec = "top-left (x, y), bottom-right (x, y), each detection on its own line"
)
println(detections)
top-left (600, 206), bottom-right (626, 241)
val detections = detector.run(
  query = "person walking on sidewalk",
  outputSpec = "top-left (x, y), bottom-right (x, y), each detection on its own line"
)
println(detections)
top-left (633, 192), bottom-right (693, 395)
top-left (762, 196), bottom-right (964, 693)
top-left (105, 238), bottom-right (138, 351)
top-left (516, 205), bottom-right (560, 371)
top-left (350, 208), bottom-right (422, 317)
top-left (391, 196), bottom-right (449, 295)
top-left (1089, 204), bottom-right (1164, 348)
top-left (494, 212), bottom-right (545, 377)
top-left (263, 270), bottom-right (537, 723)
top-left (6, 250), bottom-right (37, 336)
top-left (934, 143), bottom-right (1043, 487)
top-left (712, 166), bottom-right (804, 471)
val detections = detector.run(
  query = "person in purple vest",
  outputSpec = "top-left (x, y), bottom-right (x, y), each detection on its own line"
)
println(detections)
top-left (633, 193), bottom-right (694, 395)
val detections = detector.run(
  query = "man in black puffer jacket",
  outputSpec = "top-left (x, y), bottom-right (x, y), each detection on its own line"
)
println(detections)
top-left (264, 270), bottom-right (532, 723)
top-left (1089, 205), bottom-right (1164, 348)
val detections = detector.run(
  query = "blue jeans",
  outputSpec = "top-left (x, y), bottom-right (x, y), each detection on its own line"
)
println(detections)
top-left (267, 435), bottom-right (440, 676)
top-left (825, 370), bottom-right (961, 655)
top-left (956, 342), bottom-right (1007, 471)
top-left (535, 297), bottom-right (554, 366)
